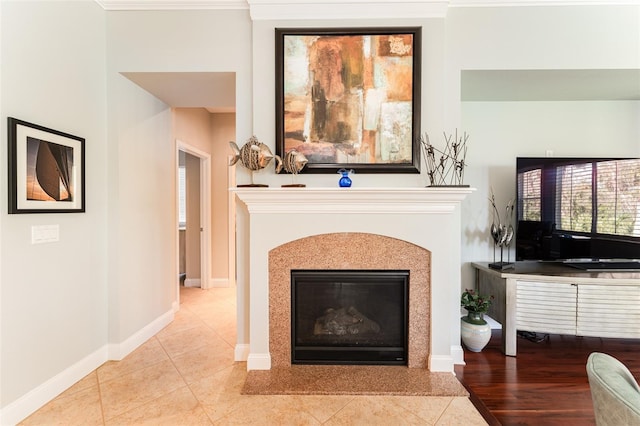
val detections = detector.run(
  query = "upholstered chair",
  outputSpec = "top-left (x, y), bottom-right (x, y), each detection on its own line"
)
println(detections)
top-left (586, 352), bottom-right (640, 426)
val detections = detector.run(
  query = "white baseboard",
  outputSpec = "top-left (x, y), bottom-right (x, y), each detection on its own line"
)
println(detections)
top-left (0, 308), bottom-right (175, 425)
top-left (485, 314), bottom-right (502, 330)
top-left (184, 278), bottom-right (201, 288)
top-left (210, 278), bottom-right (229, 288)
top-left (451, 344), bottom-right (465, 366)
top-left (0, 346), bottom-right (108, 426)
top-left (429, 353), bottom-right (455, 372)
top-left (234, 344), bottom-right (250, 361)
top-left (246, 353), bottom-right (271, 370)
top-left (108, 308), bottom-right (174, 360)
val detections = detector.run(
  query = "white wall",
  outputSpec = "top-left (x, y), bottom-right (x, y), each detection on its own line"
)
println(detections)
top-left (0, 0), bottom-right (108, 419)
top-left (1, 5), bottom-right (253, 424)
top-left (105, 72), bottom-right (175, 347)
top-left (104, 9), bottom-right (252, 346)
top-left (240, 5), bottom-right (640, 311)
top-left (461, 100), bottom-right (640, 269)
top-left (248, 17), bottom-right (446, 188)
top-left (444, 5), bottom-right (640, 290)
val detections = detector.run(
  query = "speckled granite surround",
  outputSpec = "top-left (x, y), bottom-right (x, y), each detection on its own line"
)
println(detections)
top-left (242, 365), bottom-right (468, 396)
top-left (269, 232), bottom-right (430, 369)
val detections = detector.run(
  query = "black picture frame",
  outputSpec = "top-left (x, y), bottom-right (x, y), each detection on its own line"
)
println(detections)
top-left (8, 117), bottom-right (85, 214)
top-left (275, 27), bottom-right (422, 174)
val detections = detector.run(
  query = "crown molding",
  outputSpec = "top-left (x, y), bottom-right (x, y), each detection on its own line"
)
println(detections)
top-left (94, 0), bottom-right (248, 10)
top-left (246, 0), bottom-right (450, 19)
top-left (450, 0), bottom-right (640, 6)
top-left (94, 0), bottom-right (640, 14)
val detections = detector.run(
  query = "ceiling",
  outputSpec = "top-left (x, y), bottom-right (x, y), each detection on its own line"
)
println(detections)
top-left (121, 72), bottom-right (236, 112)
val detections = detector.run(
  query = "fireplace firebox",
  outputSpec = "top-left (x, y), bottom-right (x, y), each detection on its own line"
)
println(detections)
top-left (291, 270), bottom-right (409, 365)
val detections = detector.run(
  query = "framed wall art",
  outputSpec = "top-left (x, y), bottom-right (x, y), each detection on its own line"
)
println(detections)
top-left (8, 117), bottom-right (85, 214)
top-left (275, 27), bottom-right (422, 174)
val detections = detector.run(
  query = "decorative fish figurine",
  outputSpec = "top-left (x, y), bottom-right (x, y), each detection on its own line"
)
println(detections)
top-left (281, 150), bottom-right (308, 175)
top-left (229, 136), bottom-right (280, 171)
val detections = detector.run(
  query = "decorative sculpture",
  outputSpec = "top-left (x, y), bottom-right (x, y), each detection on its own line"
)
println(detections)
top-left (279, 149), bottom-right (308, 187)
top-left (489, 188), bottom-right (515, 270)
top-left (229, 136), bottom-right (281, 187)
top-left (420, 130), bottom-right (469, 187)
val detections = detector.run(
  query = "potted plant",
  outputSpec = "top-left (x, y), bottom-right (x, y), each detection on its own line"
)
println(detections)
top-left (461, 288), bottom-right (493, 323)
top-left (460, 289), bottom-right (493, 352)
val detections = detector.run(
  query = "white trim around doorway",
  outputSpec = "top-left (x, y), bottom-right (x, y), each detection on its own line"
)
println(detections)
top-left (176, 140), bottom-right (212, 295)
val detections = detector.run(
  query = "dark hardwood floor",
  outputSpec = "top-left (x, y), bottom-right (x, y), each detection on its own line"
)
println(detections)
top-left (455, 329), bottom-right (640, 425)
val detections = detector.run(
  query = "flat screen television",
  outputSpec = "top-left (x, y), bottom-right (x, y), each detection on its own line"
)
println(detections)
top-left (515, 157), bottom-right (640, 270)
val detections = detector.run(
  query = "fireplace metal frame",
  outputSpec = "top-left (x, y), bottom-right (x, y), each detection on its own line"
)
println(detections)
top-left (291, 269), bottom-right (409, 365)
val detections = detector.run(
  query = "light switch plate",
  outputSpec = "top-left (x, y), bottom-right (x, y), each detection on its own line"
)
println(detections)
top-left (32, 225), bottom-right (59, 244)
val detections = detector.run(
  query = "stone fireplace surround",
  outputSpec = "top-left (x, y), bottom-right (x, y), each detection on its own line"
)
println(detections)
top-left (270, 233), bottom-right (429, 368)
top-left (232, 187), bottom-right (474, 372)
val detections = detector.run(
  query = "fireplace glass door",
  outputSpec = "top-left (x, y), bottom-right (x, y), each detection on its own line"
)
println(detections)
top-left (291, 270), bottom-right (408, 365)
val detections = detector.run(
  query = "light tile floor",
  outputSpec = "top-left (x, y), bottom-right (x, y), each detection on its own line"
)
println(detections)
top-left (20, 286), bottom-right (488, 425)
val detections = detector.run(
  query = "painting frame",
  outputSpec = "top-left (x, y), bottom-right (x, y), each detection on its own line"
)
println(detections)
top-left (8, 117), bottom-right (85, 214)
top-left (275, 27), bottom-right (421, 174)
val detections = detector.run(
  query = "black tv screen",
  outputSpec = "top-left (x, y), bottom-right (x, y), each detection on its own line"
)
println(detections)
top-left (515, 157), bottom-right (640, 264)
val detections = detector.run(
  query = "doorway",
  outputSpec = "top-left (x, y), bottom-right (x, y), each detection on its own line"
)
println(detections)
top-left (120, 72), bottom-right (237, 316)
top-left (177, 141), bottom-right (211, 293)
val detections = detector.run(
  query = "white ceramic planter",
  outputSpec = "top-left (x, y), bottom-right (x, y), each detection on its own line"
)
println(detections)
top-left (460, 316), bottom-right (492, 352)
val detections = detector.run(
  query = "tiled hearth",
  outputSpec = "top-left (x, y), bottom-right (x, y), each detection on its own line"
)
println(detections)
top-left (232, 187), bottom-right (473, 372)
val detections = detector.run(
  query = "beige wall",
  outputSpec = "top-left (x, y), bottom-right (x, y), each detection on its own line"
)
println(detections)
top-left (179, 229), bottom-right (186, 274)
top-left (210, 113), bottom-right (235, 286)
top-left (185, 152), bottom-right (201, 283)
top-left (173, 108), bottom-right (234, 287)
top-left (173, 108), bottom-right (213, 153)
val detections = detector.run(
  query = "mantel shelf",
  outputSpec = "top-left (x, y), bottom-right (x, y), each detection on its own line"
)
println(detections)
top-left (231, 187), bottom-right (475, 214)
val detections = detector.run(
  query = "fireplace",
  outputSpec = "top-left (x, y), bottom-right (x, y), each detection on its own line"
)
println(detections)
top-left (231, 187), bottom-right (473, 372)
top-left (291, 270), bottom-right (409, 365)
top-left (269, 232), bottom-right (430, 369)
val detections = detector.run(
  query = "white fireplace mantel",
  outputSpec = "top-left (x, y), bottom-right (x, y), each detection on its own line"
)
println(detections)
top-left (232, 187), bottom-right (472, 214)
top-left (232, 186), bottom-right (474, 372)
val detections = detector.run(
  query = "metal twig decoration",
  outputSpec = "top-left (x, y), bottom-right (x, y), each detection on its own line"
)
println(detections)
top-left (420, 130), bottom-right (469, 186)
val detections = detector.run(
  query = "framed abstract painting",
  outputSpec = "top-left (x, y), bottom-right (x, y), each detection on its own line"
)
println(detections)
top-left (8, 117), bottom-right (85, 214)
top-left (275, 27), bottom-right (421, 174)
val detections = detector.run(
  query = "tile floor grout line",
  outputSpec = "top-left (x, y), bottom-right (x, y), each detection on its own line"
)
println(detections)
top-left (95, 371), bottom-right (107, 426)
top-left (159, 328), bottom-right (215, 424)
top-left (434, 396), bottom-right (456, 425)
top-left (96, 337), bottom-right (168, 385)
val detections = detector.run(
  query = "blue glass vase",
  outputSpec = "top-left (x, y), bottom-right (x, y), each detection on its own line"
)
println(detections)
top-left (338, 169), bottom-right (353, 187)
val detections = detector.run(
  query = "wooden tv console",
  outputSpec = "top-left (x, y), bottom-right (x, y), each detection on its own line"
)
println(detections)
top-left (472, 261), bottom-right (640, 356)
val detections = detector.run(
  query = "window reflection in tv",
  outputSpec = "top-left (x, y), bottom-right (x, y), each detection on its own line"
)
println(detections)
top-left (516, 157), bottom-right (640, 262)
